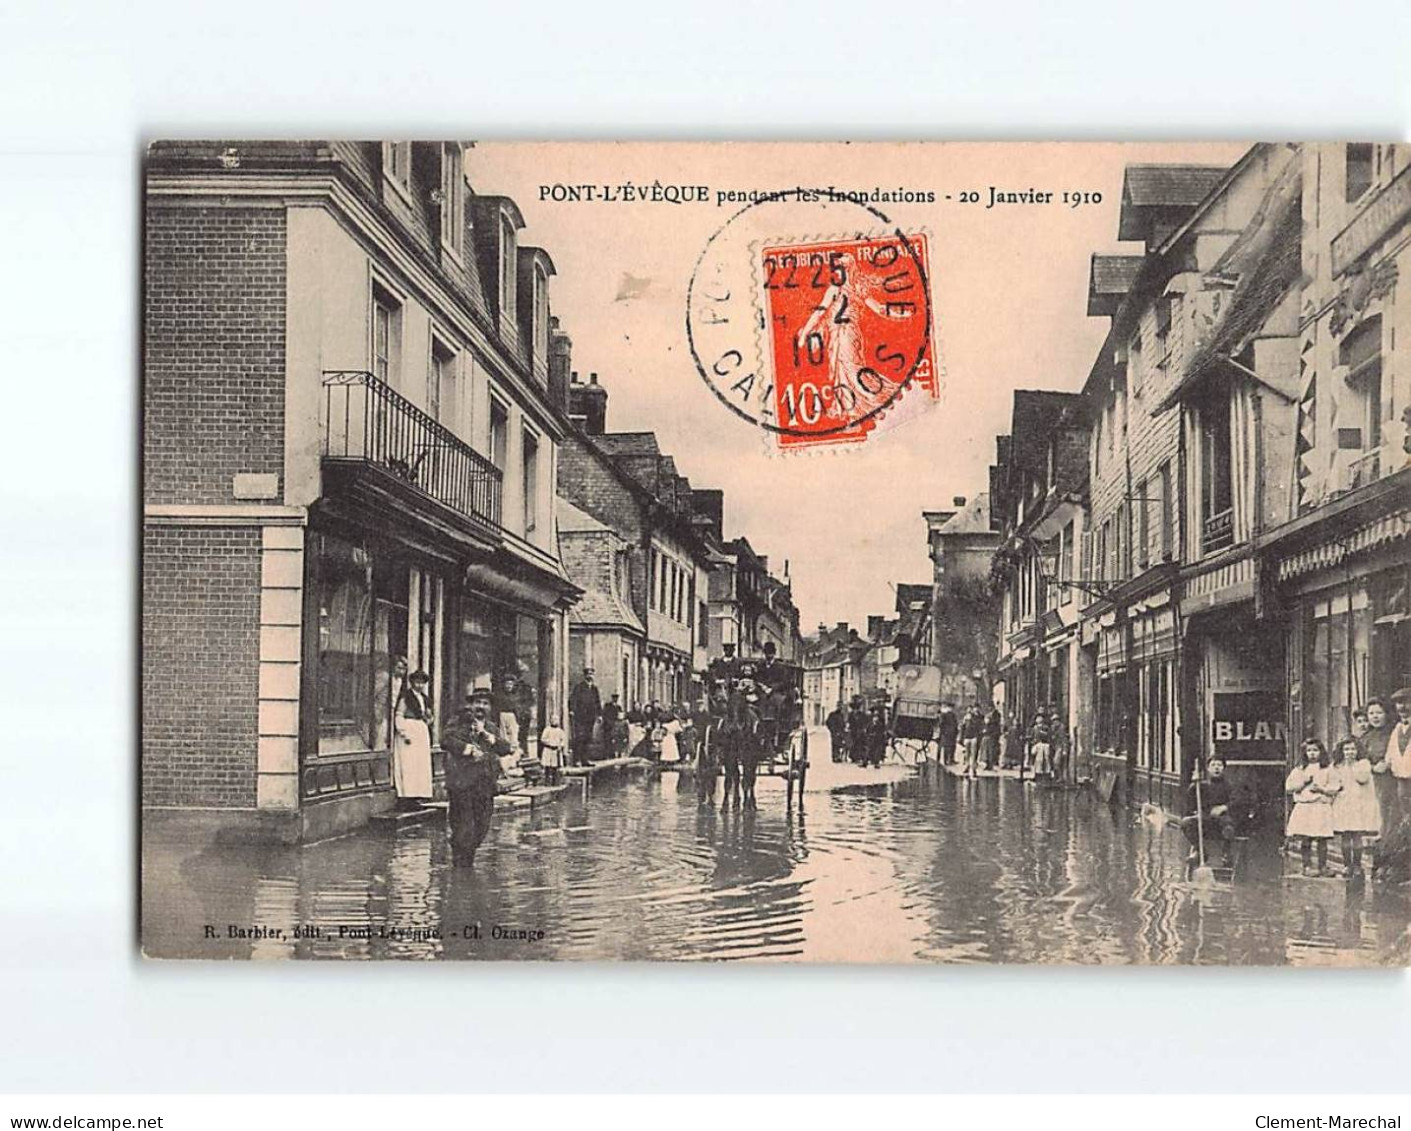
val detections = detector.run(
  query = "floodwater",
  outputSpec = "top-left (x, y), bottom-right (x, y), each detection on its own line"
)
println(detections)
top-left (142, 731), bottom-right (1411, 964)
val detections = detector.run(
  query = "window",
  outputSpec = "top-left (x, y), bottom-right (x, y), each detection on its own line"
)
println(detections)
top-left (1155, 296), bottom-right (1174, 373)
top-left (316, 534), bottom-right (375, 755)
top-left (533, 265), bottom-right (550, 369)
top-left (429, 339), bottom-right (455, 423)
top-left (489, 398), bottom-right (509, 470)
top-left (1341, 315), bottom-right (1383, 453)
top-left (1059, 521), bottom-right (1073, 587)
top-left (1129, 332), bottom-right (1144, 393)
top-left (1346, 143), bottom-right (1374, 203)
top-left (522, 429), bottom-right (539, 534)
top-left (383, 142), bottom-right (412, 197)
top-left (1200, 399), bottom-right (1234, 552)
top-left (371, 288), bottom-right (401, 385)
top-left (1115, 500), bottom-right (1130, 581)
top-left (499, 215), bottom-right (517, 318)
top-left (440, 147), bottom-right (464, 257)
top-left (1157, 460), bottom-right (1173, 561)
top-left (1135, 478), bottom-right (1149, 570)
top-left (699, 600), bottom-right (709, 646)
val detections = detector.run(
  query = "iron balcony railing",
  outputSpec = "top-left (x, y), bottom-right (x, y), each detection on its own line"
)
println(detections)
top-left (1201, 506), bottom-right (1234, 554)
top-left (322, 370), bottom-right (502, 530)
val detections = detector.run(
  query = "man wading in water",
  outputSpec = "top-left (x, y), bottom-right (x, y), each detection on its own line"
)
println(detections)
top-left (443, 686), bottom-right (511, 868)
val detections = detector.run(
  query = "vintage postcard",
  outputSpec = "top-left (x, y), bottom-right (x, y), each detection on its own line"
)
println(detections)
top-left (140, 141), bottom-right (1411, 964)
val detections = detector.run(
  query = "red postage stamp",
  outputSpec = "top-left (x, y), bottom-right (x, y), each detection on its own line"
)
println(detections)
top-left (758, 232), bottom-right (935, 450)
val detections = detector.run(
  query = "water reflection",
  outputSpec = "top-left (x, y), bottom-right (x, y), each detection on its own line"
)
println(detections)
top-left (142, 756), bottom-right (1410, 965)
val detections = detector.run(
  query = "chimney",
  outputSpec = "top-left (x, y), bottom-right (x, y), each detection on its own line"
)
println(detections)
top-left (569, 370), bottom-right (608, 436)
top-left (548, 317), bottom-right (573, 413)
top-left (953, 495), bottom-right (967, 508)
top-left (867, 614), bottom-right (884, 639)
top-left (834, 621), bottom-right (849, 636)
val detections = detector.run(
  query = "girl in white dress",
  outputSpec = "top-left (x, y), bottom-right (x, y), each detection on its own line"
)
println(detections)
top-left (1286, 738), bottom-right (1337, 877)
top-left (1331, 735), bottom-right (1380, 879)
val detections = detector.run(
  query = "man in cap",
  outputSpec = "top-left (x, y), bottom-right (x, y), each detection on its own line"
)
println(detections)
top-left (1386, 688), bottom-right (1411, 805)
top-left (569, 667), bottom-right (602, 765)
top-left (442, 685), bottom-right (512, 868)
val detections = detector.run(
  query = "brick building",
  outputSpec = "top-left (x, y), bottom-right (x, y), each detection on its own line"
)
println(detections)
top-left (143, 141), bottom-right (580, 842)
top-left (558, 373), bottom-right (712, 711)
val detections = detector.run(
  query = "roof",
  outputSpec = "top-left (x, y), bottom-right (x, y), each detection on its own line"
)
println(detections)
top-left (1122, 164), bottom-right (1230, 208)
top-left (595, 432), bottom-right (661, 457)
top-left (930, 492), bottom-right (996, 537)
top-left (1088, 255), bottom-right (1145, 316)
top-left (1153, 165), bottom-right (1304, 414)
top-left (1118, 164), bottom-right (1230, 241)
top-left (1010, 390), bottom-right (1087, 472)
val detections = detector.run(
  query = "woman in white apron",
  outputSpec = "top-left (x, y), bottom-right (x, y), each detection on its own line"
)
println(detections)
top-left (393, 670), bottom-right (435, 804)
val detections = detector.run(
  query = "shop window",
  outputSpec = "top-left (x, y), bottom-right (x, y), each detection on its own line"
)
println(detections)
top-left (1304, 587), bottom-right (1373, 751)
top-left (316, 535), bottom-right (375, 755)
top-left (1345, 143), bottom-right (1374, 203)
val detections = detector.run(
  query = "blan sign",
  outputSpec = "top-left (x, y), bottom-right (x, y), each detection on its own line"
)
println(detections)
top-left (1210, 690), bottom-right (1286, 762)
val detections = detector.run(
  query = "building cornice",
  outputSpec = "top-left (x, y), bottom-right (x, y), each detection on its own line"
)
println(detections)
top-left (147, 171), bottom-right (567, 443)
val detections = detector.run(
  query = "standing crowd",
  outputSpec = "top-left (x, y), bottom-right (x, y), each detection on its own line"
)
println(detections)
top-left (1280, 689), bottom-right (1411, 881)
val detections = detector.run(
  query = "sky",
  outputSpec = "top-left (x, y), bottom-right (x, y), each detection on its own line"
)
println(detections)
top-left (472, 142), bottom-right (1249, 632)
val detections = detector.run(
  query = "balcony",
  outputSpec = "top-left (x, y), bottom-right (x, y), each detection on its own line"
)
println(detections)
top-left (1201, 507), bottom-right (1234, 554)
top-left (322, 370), bottom-right (502, 538)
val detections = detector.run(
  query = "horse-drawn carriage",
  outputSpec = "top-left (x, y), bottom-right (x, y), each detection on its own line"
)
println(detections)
top-left (886, 663), bottom-right (946, 763)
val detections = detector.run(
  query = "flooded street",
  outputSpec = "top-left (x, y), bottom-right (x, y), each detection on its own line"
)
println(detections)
top-left (143, 733), bottom-right (1411, 965)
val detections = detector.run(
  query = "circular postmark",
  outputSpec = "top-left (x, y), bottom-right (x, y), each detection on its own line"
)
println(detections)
top-left (686, 190), bottom-right (934, 451)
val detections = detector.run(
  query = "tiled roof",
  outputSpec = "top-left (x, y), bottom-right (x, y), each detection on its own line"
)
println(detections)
top-left (932, 492), bottom-right (996, 536)
top-left (595, 432), bottom-right (661, 457)
top-left (1088, 254), bottom-right (1145, 315)
top-left (1155, 171), bottom-right (1304, 413)
top-left (1122, 164), bottom-right (1230, 208)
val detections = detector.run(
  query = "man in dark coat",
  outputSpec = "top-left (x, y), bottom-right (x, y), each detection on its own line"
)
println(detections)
top-left (442, 687), bottom-right (511, 868)
top-left (936, 702), bottom-right (959, 765)
top-left (849, 697), bottom-right (870, 765)
top-left (568, 668), bottom-right (602, 765)
top-left (826, 702), bottom-right (849, 763)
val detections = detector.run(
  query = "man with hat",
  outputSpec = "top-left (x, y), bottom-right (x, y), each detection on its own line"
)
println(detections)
top-left (569, 667), bottom-right (602, 765)
top-left (1384, 688), bottom-right (1411, 803)
top-left (441, 684), bottom-right (512, 868)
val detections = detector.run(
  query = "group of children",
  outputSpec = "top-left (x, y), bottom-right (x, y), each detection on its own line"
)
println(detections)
top-left (1282, 690), bottom-right (1411, 881)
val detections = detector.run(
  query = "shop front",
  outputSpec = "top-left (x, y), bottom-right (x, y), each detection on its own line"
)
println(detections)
top-left (1182, 602), bottom-right (1287, 833)
top-left (1264, 472), bottom-right (1411, 768)
top-left (1089, 601), bottom-right (1182, 812)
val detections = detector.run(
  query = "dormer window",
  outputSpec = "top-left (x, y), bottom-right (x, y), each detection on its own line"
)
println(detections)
top-left (382, 142), bottom-right (412, 201)
top-left (499, 215), bottom-right (517, 321)
top-left (440, 146), bottom-right (465, 260)
top-left (533, 263), bottom-right (550, 366)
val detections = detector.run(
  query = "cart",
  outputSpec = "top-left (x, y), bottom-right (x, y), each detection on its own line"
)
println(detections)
top-left (887, 663), bottom-right (945, 763)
